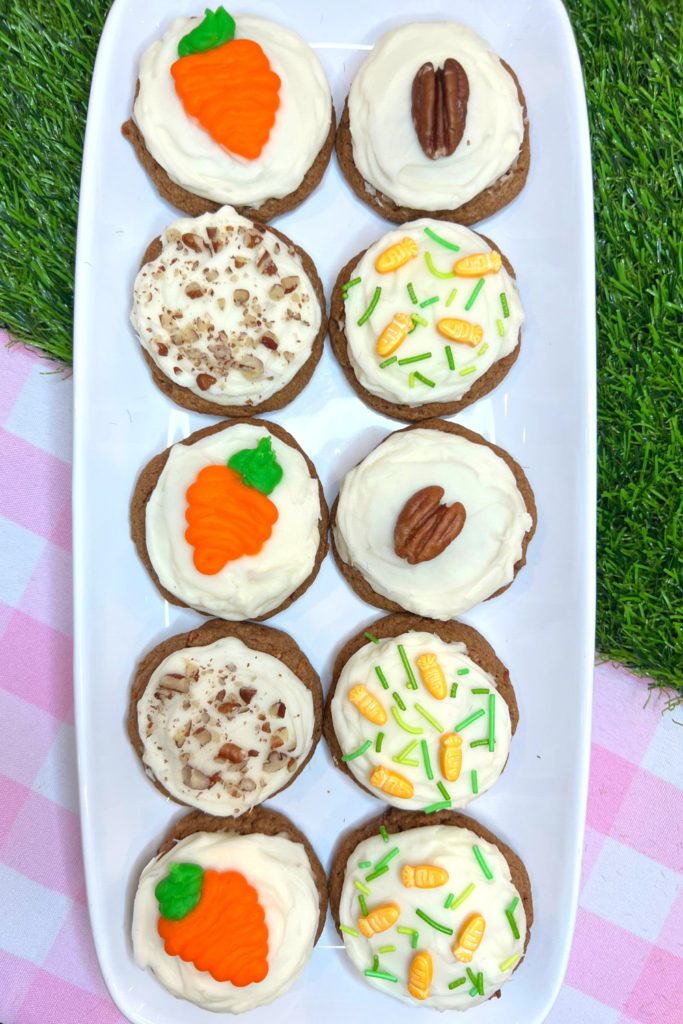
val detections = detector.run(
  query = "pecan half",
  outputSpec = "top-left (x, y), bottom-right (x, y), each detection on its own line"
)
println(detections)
top-left (411, 59), bottom-right (469, 160)
top-left (394, 486), bottom-right (466, 564)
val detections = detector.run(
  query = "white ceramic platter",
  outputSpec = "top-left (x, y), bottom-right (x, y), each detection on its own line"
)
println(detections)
top-left (73, 1), bottom-right (595, 1021)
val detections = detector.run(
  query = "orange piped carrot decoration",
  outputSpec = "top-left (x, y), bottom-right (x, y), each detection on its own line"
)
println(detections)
top-left (408, 950), bottom-right (433, 1000)
top-left (358, 902), bottom-right (400, 937)
top-left (185, 465), bottom-right (278, 575)
top-left (453, 251), bottom-right (502, 277)
top-left (374, 237), bottom-right (419, 273)
top-left (453, 912), bottom-right (486, 963)
top-left (440, 733), bottom-right (463, 783)
top-left (158, 869), bottom-right (269, 985)
top-left (376, 312), bottom-right (414, 356)
top-left (401, 864), bottom-right (449, 889)
top-left (416, 653), bottom-right (447, 700)
top-left (348, 685), bottom-right (387, 725)
top-left (172, 39), bottom-right (281, 160)
top-left (437, 318), bottom-right (484, 346)
top-left (370, 764), bottom-right (414, 799)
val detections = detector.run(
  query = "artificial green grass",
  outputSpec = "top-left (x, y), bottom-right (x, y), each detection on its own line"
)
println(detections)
top-left (568, 0), bottom-right (683, 696)
top-left (0, 1), bottom-right (109, 363)
top-left (0, 1), bottom-right (681, 692)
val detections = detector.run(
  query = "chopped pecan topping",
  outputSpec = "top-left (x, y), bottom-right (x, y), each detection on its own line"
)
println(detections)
top-left (242, 228), bottom-right (263, 249)
top-left (235, 354), bottom-right (264, 379)
top-left (206, 226), bottom-right (224, 252)
top-left (196, 373), bottom-right (216, 391)
top-left (181, 232), bottom-right (205, 253)
top-left (263, 750), bottom-right (288, 773)
top-left (194, 727), bottom-right (212, 747)
top-left (260, 331), bottom-right (278, 351)
top-left (217, 700), bottom-right (240, 716)
top-left (185, 282), bottom-right (205, 299)
top-left (257, 250), bottom-right (277, 276)
top-left (182, 765), bottom-right (212, 789)
top-left (159, 673), bottom-right (189, 693)
top-left (281, 275), bottom-right (300, 294)
top-left (216, 742), bottom-right (246, 764)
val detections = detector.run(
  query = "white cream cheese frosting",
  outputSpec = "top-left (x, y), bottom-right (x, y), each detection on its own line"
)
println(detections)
top-left (145, 423), bottom-right (322, 619)
top-left (137, 636), bottom-right (315, 814)
top-left (341, 219), bottom-right (523, 406)
top-left (133, 15), bottom-right (332, 206)
top-left (338, 824), bottom-right (527, 1009)
top-left (348, 22), bottom-right (524, 211)
top-left (334, 428), bottom-right (533, 619)
top-left (331, 631), bottom-right (512, 809)
top-left (133, 830), bottom-right (320, 1013)
top-left (132, 208), bottom-right (321, 407)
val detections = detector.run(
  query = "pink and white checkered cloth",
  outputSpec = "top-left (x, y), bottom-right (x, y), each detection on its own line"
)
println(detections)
top-left (0, 341), bottom-right (680, 1024)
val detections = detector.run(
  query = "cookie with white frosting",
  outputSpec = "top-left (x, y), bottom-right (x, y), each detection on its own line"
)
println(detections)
top-left (325, 615), bottom-right (517, 812)
top-left (129, 619), bottom-right (322, 814)
top-left (336, 22), bottom-right (529, 224)
top-left (329, 220), bottom-right (523, 420)
top-left (329, 809), bottom-right (532, 1009)
top-left (332, 421), bottom-right (536, 620)
top-left (133, 808), bottom-right (326, 1013)
top-left (131, 419), bottom-right (328, 620)
top-left (122, 7), bottom-right (335, 219)
top-left (132, 208), bottom-right (325, 415)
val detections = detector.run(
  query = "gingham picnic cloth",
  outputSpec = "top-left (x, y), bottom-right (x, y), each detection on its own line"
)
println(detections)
top-left (0, 340), bottom-right (680, 1024)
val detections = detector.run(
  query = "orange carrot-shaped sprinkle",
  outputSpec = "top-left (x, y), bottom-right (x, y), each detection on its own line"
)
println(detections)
top-left (437, 318), bottom-right (484, 346)
top-left (452, 913), bottom-right (486, 963)
top-left (453, 251), bottom-right (502, 277)
top-left (408, 950), bottom-right (433, 1000)
top-left (370, 765), bottom-right (414, 799)
top-left (348, 685), bottom-right (387, 725)
top-left (416, 653), bottom-right (447, 700)
top-left (401, 864), bottom-right (449, 889)
top-left (358, 902), bottom-right (400, 937)
top-left (376, 312), bottom-right (414, 356)
top-left (440, 733), bottom-right (463, 783)
top-left (374, 237), bottom-right (419, 273)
